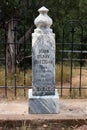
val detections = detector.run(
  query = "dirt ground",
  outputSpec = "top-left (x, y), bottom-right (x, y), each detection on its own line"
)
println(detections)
top-left (0, 99), bottom-right (87, 129)
top-left (0, 98), bottom-right (87, 116)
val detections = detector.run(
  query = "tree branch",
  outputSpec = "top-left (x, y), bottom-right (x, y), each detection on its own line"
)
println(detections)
top-left (18, 25), bottom-right (35, 43)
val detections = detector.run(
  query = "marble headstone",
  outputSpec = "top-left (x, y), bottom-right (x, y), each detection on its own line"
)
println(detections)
top-left (28, 6), bottom-right (59, 114)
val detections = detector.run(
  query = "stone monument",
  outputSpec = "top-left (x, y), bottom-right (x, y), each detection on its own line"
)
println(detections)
top-left (28, 6), bottom-right (59, 114)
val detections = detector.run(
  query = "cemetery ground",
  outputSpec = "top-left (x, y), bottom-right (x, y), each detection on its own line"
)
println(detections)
top-left (0, 97), bottom-right (87, 130)
top-left (0, 65), bottom-right (87, 129)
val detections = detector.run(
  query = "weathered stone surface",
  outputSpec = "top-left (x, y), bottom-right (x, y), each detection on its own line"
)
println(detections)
top-left (29, 89), bottom-right (59, 114)
top-left (32, 33), bottom-right (55, 96)
top-left (32, 6), bottom-right (55, 96)
top-left (28, 6), bottom-right (59, 114)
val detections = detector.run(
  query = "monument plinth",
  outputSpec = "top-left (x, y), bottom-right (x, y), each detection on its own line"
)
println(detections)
top-left (28, 6), bottom-right (59, 114)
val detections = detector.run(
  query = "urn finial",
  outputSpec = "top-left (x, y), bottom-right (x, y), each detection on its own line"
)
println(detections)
top-left (34, 6), bottom-right (53, 30)
top-left (38, 6), bottom-right (49, 14)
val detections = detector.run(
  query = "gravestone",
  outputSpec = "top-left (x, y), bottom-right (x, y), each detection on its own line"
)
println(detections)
top-left (28, 6), bottom-right (59, 114)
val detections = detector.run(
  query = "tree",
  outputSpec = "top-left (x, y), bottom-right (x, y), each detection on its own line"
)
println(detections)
top-left (0, 0), bottom-right (46, 73)
top-left (0, 0), bottom-right (86, 72)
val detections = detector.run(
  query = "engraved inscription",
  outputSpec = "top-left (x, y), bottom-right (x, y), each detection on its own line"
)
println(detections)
top-left (32, 41), bottom-right (55, 94)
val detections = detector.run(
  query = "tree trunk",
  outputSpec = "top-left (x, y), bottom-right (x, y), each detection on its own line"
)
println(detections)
top-left (6, 19), bottom-right (17, 73)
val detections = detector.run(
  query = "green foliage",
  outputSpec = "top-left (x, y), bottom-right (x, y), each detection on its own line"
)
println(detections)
top-left (0, 0), bottom-right (86, 40)
top-left (0, 0), bottom-right (86, 66)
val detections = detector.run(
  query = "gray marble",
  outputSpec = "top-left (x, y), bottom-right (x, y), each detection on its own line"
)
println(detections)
top-left (28, 6), bottom-right (59, 114)
top-left (29, 89), bottom-right (59, 114)
top-left (32, 6), bottom-right (55, 96)
top-left (32, 33), bottom-right (55, 96)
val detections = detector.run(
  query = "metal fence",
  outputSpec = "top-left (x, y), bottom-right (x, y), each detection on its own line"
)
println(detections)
top-left (0, 20), bottom-right (87, 98)
top-left (56, 20), bottom-right (87, 98)
top-left (0, 19), bottom-right (32, 97)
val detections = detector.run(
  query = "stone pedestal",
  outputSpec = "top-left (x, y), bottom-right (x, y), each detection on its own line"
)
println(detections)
top-left (28, 6), bottom-right (59, 114)
top-left (29, 89), bottom-right (59, 114)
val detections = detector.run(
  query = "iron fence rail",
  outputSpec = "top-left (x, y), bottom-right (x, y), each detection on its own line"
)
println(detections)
top-left (0, 20), bottom-right (87, 97)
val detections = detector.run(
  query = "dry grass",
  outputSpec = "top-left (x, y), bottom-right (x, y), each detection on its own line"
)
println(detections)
top-left (0, 65), bottom-right (87, 98)
top-left (0, 67), bottom-right (32, 86)
top-left (55, 65), bottom-right (87, 98)
top-left (0, 67), bottom-right (32, 99)
top-left (55, 64), bottom-right (70, 83)
top-left (56, 65), bottom-right (87, 87)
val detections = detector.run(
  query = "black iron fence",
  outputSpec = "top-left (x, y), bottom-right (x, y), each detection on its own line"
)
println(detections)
top-left (0, 19), bottom-right (32, 97)
top-left (56, 20), bottom-right (87, 98)
top-left (0, 20), bottom-right (87, 98)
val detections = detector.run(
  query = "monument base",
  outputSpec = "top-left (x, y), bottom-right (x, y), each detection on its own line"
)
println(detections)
top-left (28, 89), bottom-right (59, 114)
